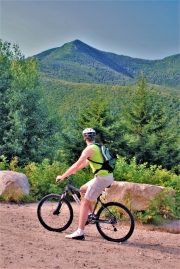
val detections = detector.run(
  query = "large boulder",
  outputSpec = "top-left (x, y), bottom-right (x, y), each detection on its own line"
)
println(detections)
top-left (0, 171), bottom-right (30, 195)
top-left (105, 181), bottom-right (174, 211)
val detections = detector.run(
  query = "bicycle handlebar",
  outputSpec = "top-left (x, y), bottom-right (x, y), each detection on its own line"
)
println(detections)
top-left (64, 177), bottom-right (72, 184)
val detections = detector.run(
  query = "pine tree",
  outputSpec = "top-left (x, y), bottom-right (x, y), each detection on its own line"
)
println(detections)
top-left (0, 40), bottom-right (60, 165)
top-left (61, 95), bottom-right (125, 165)
top-left (121, 77), bottom-right (180, 169)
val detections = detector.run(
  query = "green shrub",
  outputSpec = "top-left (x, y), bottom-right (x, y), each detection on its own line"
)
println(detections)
top-left (114, 156), bottom-right (180, 189)
top-left (0, 155), bottom-right (9, 170)
top-left (25, 159), bottom-right (65, 200)
top-left (0, 155), bottom-right (25, 173)
top-left (25, 158), bottom-right (92, 200)
top-left (1, 154), bottom-right (179, 225)
top-left (114, 156), bottom-right (154, 184)
top-left (0, 189), bottom-right (36, 203)
top-left (136, 189), bottom-right (177, 225)
top-left (114, 156), bottom-right (180, 223)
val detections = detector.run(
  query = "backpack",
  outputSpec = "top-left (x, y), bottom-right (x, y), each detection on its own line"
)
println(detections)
top-left (88, 142), bottom-right (116, 174)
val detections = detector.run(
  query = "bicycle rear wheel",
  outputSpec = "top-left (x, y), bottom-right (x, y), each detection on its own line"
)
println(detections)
top-left (37, 194), bottom-right (73, 232)
top-left (96, 202), bottom-right (134, 242)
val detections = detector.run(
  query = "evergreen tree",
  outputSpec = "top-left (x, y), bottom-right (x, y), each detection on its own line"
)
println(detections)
top-left (0, 40), bottom-right (60, 165)
top-left (0, 41), bottom-right (13, 155)
top-left (121, 77), bottom-right (180, 169)
top-left (61, 96), bottom-right (125, 165)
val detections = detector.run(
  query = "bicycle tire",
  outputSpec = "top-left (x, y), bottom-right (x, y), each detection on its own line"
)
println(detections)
top-left (37, 194), bottom-right (73, 232)
top-left (96, 202), bottom-right (134, 242)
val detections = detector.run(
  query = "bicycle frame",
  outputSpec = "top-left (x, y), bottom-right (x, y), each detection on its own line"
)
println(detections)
top-left (60, 178), bottom-right (112, 222)
top-left (37, 177), bottom-right (135, 242)
top-left (61, 181), bottom-right (83, 204)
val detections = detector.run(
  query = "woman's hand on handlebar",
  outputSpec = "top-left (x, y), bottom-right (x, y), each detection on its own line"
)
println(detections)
top-left (56, 175), bottom-right (64, 182)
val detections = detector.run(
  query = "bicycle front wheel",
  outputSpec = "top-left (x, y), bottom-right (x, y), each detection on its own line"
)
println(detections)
top-left (96, 202), bottom-right (134, 242)
top-left (37, 194), bottom-right (73, 232)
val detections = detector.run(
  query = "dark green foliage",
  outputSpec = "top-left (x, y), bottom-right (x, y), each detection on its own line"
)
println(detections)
top-left (41, 75), bottom-right (130, 118)
top-left (41, 74), bottom-right (179, 171)
top-left (114, 156), bottom-right (180, 222)
top-left (1, 156), bottom-right (179, 224)
top-left (137, 190), bottom-right (177, 225)
top-left (60, 96), bottom-right (126, 165)
top-left (1, 39), bottom-right (179, 174)
top-left (0, 40), bottom-right (61, 165)
top-left (32, 40), bottom-right (180, 171)
top-left (24, 159), bottom-right (92, 199)
top-left (0, 41), bottom-right (13, 156)
top-left (119, 77), bottom-right (180, 169)
top-left (25, 159), bottom-right (65, 200)
top-left (77, 96), bottom-right (128, 158)
top-left (35, 40), bottom-right (180, 88)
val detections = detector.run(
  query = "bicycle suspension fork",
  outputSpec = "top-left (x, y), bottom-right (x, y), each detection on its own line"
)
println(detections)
top-left (69, 189), bottom-right (81, 205)
top-left (53, 192), bottom-right (67, 215)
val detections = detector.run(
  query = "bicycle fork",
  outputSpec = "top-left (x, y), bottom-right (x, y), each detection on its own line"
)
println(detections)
top-left (53, 192), bottom-right (67, 215)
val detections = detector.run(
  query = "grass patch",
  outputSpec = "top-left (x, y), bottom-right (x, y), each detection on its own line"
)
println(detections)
top-left (0, 189), bottom-right (37, 203)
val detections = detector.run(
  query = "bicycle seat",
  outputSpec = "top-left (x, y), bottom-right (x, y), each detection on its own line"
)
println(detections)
top-left (101, 185), bottom-right (111, 193)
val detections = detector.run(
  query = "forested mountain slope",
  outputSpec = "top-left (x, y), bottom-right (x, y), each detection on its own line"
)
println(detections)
top-left (34, 40), bottom-right (180, 89)
top-left (41, 75), bottom-right (180, 120)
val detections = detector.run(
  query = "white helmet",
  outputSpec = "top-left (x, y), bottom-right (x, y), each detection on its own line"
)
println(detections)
top-left (82, 128), bottom-right (96, 141)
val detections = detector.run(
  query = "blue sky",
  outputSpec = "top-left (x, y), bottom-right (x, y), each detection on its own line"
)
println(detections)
top-left (1, 0), bottom-right (179, 60)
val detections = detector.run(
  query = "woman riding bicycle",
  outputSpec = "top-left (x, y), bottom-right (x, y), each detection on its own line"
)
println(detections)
top-left (56, 128), bottom-right (114, 240)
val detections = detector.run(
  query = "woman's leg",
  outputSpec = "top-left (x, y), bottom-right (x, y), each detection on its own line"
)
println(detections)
top-left (78, 197), bottom-right (92, 230)
top-left (80, 184), bottom-right (93, 213)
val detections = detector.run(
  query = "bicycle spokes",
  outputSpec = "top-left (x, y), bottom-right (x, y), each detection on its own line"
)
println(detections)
top-left (37, 194), bottom-right (73, 232)
top-left (96, 202), bottom-right (134, 242)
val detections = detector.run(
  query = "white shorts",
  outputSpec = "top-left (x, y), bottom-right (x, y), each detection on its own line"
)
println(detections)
top-left (84, 175), bottom-right (114, 202)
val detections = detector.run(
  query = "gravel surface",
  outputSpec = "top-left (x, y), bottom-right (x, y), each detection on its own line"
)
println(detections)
top-left (0, 202), bottom-right (179, 269)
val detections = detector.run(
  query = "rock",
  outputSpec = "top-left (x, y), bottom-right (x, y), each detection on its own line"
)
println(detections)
top-left (105, 181), bottom-right (174, 211)
top-left (0, 171), bottom-right (30, 195)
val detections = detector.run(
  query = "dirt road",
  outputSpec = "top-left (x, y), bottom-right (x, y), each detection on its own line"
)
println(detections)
top-left (0, 203), bottom-right (179, 269)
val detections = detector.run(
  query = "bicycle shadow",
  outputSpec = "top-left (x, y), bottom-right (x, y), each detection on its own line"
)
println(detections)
top-left (85, 234), bottom-right (179, 256)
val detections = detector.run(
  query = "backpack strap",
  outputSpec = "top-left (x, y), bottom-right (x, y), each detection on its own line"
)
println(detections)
top-left (87, 158), bottom-right (103, 165)
top-left (87, 142), bottom-right (106, 174)
top-left (87, 142), bottom-right (103, 164)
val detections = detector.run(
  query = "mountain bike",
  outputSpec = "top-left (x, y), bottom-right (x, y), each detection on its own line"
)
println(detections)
top-left (37, 177), bottom-right (134, 242)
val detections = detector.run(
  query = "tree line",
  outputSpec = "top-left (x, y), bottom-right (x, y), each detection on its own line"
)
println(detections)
top-left (0, 40), bottom-right (180, 173)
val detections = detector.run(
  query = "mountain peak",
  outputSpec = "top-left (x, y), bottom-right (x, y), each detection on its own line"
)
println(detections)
top-left (34, 40), bottom-right (180, 88)
top-left (72, 39), bottom-right (84, 44)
